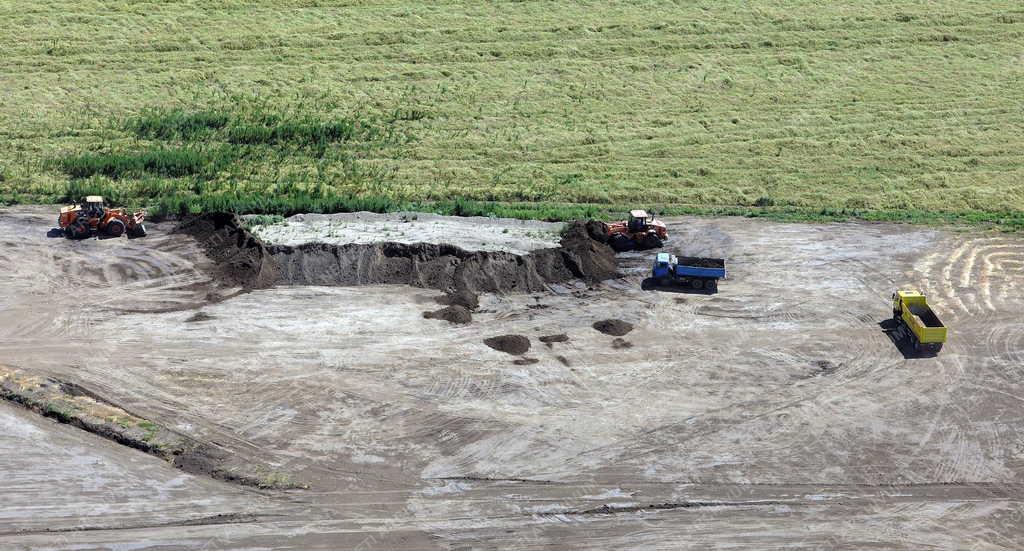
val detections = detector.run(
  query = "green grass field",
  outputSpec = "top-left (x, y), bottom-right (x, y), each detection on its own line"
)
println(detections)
top-left (2, 1), bottom-right (1023, 227)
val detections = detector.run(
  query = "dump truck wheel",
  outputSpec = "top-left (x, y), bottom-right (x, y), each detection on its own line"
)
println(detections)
top-left (691, 279), bottom-right (704, 290)
top-left (707, 280), bottom-right (718, 293)
top-left (641, 278), bottom-right (654, 291)
top-left (105, 219), bottom-right (125, 237)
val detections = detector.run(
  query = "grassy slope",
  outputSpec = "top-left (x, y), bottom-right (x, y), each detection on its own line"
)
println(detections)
top-left (1, 1), bottom-right (1022, 225)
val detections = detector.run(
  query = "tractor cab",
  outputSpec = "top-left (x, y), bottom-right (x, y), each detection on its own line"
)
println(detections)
top-left (627, 210), bottom-right (651, 232)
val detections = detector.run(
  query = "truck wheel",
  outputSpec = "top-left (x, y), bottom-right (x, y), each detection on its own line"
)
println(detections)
top-left (691, 279), bottom-right (704, 290)
top-left (105, 219), bottom-right (126, 237)
top-left (707, 280), bottom-right (718, 293)
top-left (641, 278), bottom-right (654, 291)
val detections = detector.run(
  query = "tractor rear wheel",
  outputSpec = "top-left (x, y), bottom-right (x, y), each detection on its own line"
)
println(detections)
top-left (105, 219), bottom-right (126, 237)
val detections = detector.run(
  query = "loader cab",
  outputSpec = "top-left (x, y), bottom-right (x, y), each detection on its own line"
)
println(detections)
top-left (628, 209), bottom-right (650, 232)
top-left (82, 196), bottom-right (106, 218)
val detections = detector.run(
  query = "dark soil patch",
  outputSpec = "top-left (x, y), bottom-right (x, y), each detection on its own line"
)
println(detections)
top-left (484, 334), bottom-right (531, 355)
top-left (185, 312), bottom-right (216, 323)
top-left (539, 333), bottom-right (570, 344)
top-left (513, 357), bottom-right (540, 365)
top-left (556, 355), bottom-right (571, 366)
top-left (612, 338), bottom-right (633, 349)
top-left (593, 319), bottom-right (634, 336)
top-left (423, 305), bottom-right (472, 324)
top-left (811, 360), bottom-right (840, 376)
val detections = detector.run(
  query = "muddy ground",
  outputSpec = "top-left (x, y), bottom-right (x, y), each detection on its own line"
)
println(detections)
top-left (1, 205), bottom-right (1023, 549)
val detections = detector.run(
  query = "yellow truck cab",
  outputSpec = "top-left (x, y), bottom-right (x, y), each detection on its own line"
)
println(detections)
top-left (891, 290), bottom-right (947, 355)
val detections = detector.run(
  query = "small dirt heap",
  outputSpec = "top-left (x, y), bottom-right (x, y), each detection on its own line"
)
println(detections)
top-left (483, 334), bottom-right (531, 355)
top-left (423, 305), bottom-right (473, 324)
top-left (593, 319), bottom-right (634, 336)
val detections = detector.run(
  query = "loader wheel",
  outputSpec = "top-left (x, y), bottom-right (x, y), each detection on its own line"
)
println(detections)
top-left (105, 219), bottom-right (125, 237)
top-left (610, 234), bottom-right (634, 252)
top-left (68, 219), bottom-right (91, 239)
top-left (128, 224), bottom-right (147, 238)
top-left (640, 234), bottom-right (663, 250)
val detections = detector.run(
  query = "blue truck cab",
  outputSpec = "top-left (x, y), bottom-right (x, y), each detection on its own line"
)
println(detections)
top-left (648, 252), bottom-right (726, 292)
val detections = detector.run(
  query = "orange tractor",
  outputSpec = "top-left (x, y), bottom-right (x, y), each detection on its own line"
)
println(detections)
top-left (58, 196), bottom-right (147, 239)
top-left (604, 210), bottom-right (668, 252)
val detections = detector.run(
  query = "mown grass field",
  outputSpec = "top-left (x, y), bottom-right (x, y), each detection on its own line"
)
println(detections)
top-left (2, 1), bottom-right (1023, 226)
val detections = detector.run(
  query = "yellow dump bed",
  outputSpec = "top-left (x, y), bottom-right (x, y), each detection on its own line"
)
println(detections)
top-left (894, 291), bottom-right (947, 344)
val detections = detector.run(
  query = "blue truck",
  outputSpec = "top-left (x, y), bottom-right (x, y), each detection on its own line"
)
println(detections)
top-left (643, 252), bottom-right (727, 292)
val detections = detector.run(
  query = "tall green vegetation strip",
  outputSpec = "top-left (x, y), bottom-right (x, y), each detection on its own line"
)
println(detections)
top-left (1, 1), bottom-right (1022, 228)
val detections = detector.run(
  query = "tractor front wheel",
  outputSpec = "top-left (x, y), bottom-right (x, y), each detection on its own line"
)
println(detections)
top-left (128, 224), bottom-right (147, 238)
top-left (105, 219), bottom-right (126, 237)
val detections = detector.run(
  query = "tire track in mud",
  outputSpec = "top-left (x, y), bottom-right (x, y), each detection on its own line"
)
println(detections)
top-left (919, 237), bottom-right (1024, 317)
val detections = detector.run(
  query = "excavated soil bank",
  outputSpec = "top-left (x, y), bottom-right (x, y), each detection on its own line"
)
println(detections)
top-left (593, 319), bottom-right (634, 336)
top-left (424, 305), bottom-right (473, 324)
top-left (483, 335), bottom-right (531, 355)
top-left (176, 214), bottom-right (618, 295)
top-left (172, 213), bottom-right (278, 290)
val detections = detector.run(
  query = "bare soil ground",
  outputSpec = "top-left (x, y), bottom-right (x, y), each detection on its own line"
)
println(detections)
top-left (1, 205), bottom-right (1023, 549)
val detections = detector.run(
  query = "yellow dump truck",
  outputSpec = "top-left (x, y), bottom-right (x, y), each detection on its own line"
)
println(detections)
top-left (891, 290), bottom-right (947, 355)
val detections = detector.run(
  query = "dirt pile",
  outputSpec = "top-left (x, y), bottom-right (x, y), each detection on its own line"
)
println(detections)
top-left (172, 213), bottom-right (278, 290)
top-left (483, 335), bottom-right (531, 355)
top-left (593, 319), bottom-right (634, 336)
top-left (438, 289), bottom-right (480, 310)
top-left (424, 305), bottom-right (473, 324)
top-left (177, 213), bottom-right (618, 295)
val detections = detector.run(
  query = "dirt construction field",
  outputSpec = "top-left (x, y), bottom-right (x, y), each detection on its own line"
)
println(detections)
top-left (1, 205), bottom-right (1023, 549)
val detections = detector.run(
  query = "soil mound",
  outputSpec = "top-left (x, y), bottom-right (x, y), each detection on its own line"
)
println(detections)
top-left (539, 333), bottom-right (569, 344)
top-left (593, 319), bottom-right (634, 336)
top-left (173, 213), bottom-right (278, 290)
top-left (437, 289), bottom-right (480, 310)
top-left (423, 305), bottom-right (472, 324)
top-left (483, 334), bottom-right (531, 355)
top-left (180, 213), bottom-right (618, 294)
